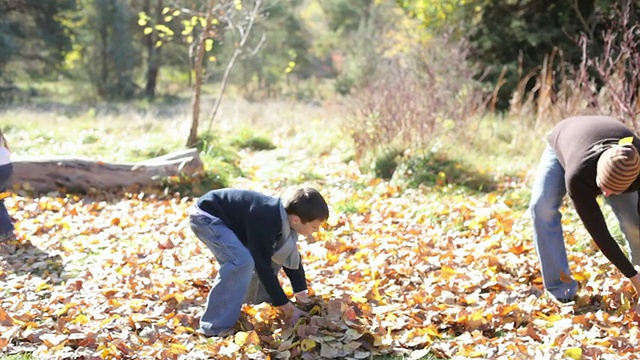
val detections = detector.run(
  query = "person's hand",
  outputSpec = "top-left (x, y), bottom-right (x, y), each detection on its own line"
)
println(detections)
top-left (277, 302), bottom-right (308, 326)
top-left (629, 272), bottom-right (640, 314)
top-left (633, 298), bottom-right (640, 315)
top-left (294, 290), bottom-right (310, 304)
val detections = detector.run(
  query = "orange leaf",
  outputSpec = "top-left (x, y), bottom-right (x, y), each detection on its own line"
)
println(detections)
top-left (0, 307), bottom-right (14, 326)
top-left (559, 271), bottom-right (573, 284)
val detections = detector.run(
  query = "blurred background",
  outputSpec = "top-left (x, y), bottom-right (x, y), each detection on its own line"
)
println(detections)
top-left (1, 0), bottom-right (639, 191)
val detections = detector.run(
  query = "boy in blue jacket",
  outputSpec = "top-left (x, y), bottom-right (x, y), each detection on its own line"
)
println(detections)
top-left (188, 187), bottom-right (329, 337)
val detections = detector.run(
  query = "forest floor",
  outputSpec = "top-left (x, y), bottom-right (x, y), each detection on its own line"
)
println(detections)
top-left (1, 106), bottom-right (639, 359)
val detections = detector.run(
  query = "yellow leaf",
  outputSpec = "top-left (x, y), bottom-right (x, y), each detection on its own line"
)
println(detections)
top-left (71, 314), bottom-right (90, 325)
top-left (174, 326), bottom-right (195, 334)
top-left (537, 313), bottom-right (562, 324)
top-left (129, 299), bottom-right (145, 311)
top-left (564, 347), bottom-right (582, 359)
top-left (619, 136), bottom-right (633, 145)
top-left (35, 282), bottom-right (51, 292)
top-left (169, 343), bottom-right (188, 355)
top-left (573, 271), bottom-right (591, 282)
top-left (465, 309), bottom-right (487, 328)
top-left (621, 292), bottom-right (631, 311)
top-left (100, 314), bottom-right (121, 327)
top-left (54, 303), bottom-right (72, 316)
top-left (293, 317), bottom-right (307, 330)
top-left (309, 305), bottom-right (322, 316)
top-left (300, 339), bottom-right (316, 351)
top-left (235, 331), bottom-right (249, 346)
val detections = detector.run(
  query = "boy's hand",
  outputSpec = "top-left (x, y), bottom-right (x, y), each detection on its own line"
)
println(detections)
top-left (294, 290), bottom-right (310, 304)
top-left (277, 302), bottom-right (308, 326)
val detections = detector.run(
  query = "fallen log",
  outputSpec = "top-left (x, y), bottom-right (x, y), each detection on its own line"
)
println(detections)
top-left (10, 148), bottom-right (204, 194)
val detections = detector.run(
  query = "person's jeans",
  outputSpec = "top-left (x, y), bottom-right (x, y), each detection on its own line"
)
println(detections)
top-left (606, 192), bottom-right (640, 267)
top-left (189, 214), bottom-right (254, 336)
top-left (530, 144), bottom-right (640, 300)
top-left (0, 163), bottom-right (14, 240)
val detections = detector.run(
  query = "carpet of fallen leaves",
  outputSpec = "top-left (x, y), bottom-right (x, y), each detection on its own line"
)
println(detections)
top-left (1, 139), bottom-right (640, 360)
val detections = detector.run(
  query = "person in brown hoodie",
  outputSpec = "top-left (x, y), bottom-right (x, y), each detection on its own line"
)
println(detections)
top-left (529, 115), bottom-right (640, 311)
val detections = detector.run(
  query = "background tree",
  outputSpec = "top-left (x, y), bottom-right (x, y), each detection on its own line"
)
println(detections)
top-left (396, 0), bottom-right (635, 110)
top-left (312, 0), bottom-right (392, 95)
top-left (0, 0), bottom-right (75, 98)
top-left (140, 0), bottom-right (165, 99)
top-left (235, 0), bottom-right (311, 100)
top-left (140, 0), bottom-right (267, 147)
top-left (60, 0), bottom-right (138, 100)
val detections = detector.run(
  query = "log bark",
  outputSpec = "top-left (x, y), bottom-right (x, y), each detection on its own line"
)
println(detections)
top-left (11, 148), bottom-right (204, 194)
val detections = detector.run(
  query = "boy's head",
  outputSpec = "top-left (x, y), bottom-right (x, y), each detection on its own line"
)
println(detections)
top-left (596, 144), bottom-right (640, 195)
top-left (283, 187), bottom-right (329, 237)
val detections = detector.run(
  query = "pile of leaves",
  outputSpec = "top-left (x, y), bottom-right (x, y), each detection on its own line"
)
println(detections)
top-left (1, 145), bottom-right (640, 359)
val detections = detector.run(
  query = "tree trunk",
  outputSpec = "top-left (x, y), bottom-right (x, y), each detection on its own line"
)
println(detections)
top-left (186, 0), bottom-right (215, 148)
top-left (144, 0), bottom-right (163, 99)
top-left (10, 148), bottom-right (204, 194)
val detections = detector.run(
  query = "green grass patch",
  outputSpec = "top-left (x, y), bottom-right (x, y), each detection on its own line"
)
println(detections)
top-left (350, 114), bottom-right (545, 195)
top-left (232, 128), bottom-right (276, 151)
top-left (334, 199), bottom-right (364, 214)
top-left (393, 150), bottom-right (498, 193)
top-left (442, 114), bottom-right (545, 177)
top-left (0, 106), bottom-right (246, 196)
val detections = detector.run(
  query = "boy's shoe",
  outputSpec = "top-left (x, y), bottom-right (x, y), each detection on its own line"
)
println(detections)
top-left (0, 234), bottom-right (13, 243)
top-left (556, 296), bottom-right (578, 304)
top-left (198, 328), bottom-right (235, 339)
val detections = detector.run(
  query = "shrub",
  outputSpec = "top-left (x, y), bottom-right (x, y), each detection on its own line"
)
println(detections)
top-left (232, 128), bottom-right (276, 151)
top-left (346, 33), bottom-right (488, 170)
top-left (372, 148), bottom-right (404, 180)
top-left (510, 0), bottom-right (640, 129)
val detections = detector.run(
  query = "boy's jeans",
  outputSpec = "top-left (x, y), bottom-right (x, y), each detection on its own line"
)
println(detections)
top-left (0, 163), bottom-right (14, 239)
top-left (189, 213), bottom-right (255, 336)
top-left (530, 144), bottom-right (640, 300)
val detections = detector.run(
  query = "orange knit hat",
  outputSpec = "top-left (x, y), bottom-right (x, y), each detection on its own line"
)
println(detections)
top-left (596, 144), bottom-right (640, 193)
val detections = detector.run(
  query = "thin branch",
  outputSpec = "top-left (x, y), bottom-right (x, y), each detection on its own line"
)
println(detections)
top-left (568, 0), bottom-right (594, 39)
top-left (206, 0), bottom-right (264, 133)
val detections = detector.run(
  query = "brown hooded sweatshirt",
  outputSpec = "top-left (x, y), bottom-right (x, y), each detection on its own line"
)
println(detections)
top-left (547, 115), bottom-right (640, 278)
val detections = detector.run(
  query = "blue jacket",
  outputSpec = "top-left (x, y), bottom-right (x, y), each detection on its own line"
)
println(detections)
top-left (196, 188), bottom-right (306, 305)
